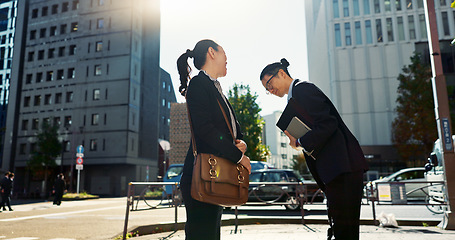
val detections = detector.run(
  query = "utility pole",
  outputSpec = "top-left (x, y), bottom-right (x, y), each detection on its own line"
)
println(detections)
top-left (424, 0), bottom-right (455, 230)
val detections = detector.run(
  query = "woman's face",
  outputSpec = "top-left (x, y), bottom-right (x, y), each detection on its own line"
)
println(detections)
top-left (214, 46), bottom-right (227, 78)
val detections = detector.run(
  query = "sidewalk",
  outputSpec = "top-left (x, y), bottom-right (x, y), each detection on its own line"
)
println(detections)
top-left (133, 223), bottom-right (455, 240)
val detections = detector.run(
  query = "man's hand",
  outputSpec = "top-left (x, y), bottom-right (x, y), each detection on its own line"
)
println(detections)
top-left (284, 130), bottom-right (299, 149)
top-left (235, 139), bottom-right (247, 154)
top-left (239, 155), bottom-right (251, 174)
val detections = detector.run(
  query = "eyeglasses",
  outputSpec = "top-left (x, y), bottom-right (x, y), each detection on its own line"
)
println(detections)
top-left (265, 71), bottom-right (278, 94)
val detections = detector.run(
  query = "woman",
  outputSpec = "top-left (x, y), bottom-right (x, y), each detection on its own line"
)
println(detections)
top-left (176, 39), bottom-right (251, 240)
top-left (259, 58), bottom-right (368, 239)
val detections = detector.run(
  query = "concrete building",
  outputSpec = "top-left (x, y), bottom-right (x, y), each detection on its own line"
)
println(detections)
top-left (3, 0), bottom-right (173, 196)
top-left (0, 0), bottom-right (17, 168)
top-left (169, 102), bottom-right (190, 166)
top-left (304, 0), bottom-right (455, 174)
top-left (263, 111), bottom-right (301, 169)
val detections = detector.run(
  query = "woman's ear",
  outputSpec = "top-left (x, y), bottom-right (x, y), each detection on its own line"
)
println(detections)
top-left (207, 47), bottom-right (216, 59)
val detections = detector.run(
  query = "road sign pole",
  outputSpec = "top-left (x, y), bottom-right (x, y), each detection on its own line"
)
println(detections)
top-left (77, 169), bottom-right (81, 194)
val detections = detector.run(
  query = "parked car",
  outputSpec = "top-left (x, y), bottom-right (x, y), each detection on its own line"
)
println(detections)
top-left (250, 161), bottom-right (275, 171)
top-left (248, 169), bottom-right (322, 210)
top-left (163, 164), bottom-right (184, 196)
top-left (364, 167), bottom-right (427, 200)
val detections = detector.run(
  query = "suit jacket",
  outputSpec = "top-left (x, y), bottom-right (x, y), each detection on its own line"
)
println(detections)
top-left (292, 80), bottom-right (368, 187)
top-left (181, 71), bottom-right (244, 185)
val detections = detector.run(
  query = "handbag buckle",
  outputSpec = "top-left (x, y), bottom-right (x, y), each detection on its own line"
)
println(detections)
top-left (208, 157), bottom-right (217, 166)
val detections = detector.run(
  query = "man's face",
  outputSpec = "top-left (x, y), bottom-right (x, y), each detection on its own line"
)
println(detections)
top-left (261, 70), bottom-right (286, 97)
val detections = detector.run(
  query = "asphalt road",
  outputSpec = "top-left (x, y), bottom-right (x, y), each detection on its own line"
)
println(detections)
top-left (0, 197), bottom-right (445, 240)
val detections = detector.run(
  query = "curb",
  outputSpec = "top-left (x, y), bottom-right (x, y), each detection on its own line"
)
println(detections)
top-left (122, 218), bottom-right (441, 238)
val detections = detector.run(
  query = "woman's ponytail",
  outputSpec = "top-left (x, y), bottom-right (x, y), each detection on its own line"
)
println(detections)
top-left (177, 49), bottom-right (193, 96)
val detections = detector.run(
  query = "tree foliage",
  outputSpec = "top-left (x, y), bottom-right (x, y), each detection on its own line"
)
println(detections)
top-left (291, 154), bottom-right (311, 178)
top-left (392, 53), bottom-right (436, 164)
top-left (228, 84), bottom-right (270, 161)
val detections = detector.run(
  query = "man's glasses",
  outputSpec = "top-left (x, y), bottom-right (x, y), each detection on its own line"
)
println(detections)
top-left (265, 71), bottom-right (278, 94)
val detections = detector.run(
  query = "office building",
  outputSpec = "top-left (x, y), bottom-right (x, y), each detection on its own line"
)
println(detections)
top-left (304, 0), bottom-right (455, 173)
top-left (3, 0), bottom-right (173, 196)
top-left (169, 102), bottom-right (190, 165)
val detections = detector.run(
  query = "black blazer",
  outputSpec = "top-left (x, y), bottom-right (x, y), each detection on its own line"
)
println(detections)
top-left (181, 72), bottom-right (244, 185)
top-left (292, 80), bottom-right (368, 187)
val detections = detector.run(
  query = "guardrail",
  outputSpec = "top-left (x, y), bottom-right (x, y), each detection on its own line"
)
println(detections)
top-left (122, 181), bottom-right (319, 240)
top-left (364, 181), bottom-right (447, 224)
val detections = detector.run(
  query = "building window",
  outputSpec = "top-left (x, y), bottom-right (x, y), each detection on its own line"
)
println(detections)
top-left (397, 16), bottom-right (405, 41)
top-left (333, 0), bottom-right (340, 18)
top-left (34, 95), bottom-right (41, 106)
top-left (406, 0), bottom-right (412, 9)
top-left (99, 0), bottom-right (105, 6)
top-left (36, 72), bottom-right (43, 83)
top-left (386, 18), bottom-right (394, 42)
top-left (97, 18), bottom-right (104, 29)
top-left (365, 20), bottom-right (373, 44)
top-left (58, 46), bottom-right (65, 57)
top-left (52, 4), bottom-right (58, 14)
top-left (281, 143), bottom-right (287, 148)
top-left (28, 51), bottom-right (34, 61)
top-left (69, 45), bottom-right (76, 55)
top-left (441, 12), bottom-right (450, 36)
top-left (26, 74), bottom-right (33, 84)
top-left (54, 117), bottom-right (61, 126)
top-left (419, 14), bottom-right (426, 38)
top-left (68, 68), bottom-right (75, 79)
top-left (93, 89), bottom-right (100, 100)
top-left (55, 93), bottom-right (62, 104)
top-left (90, 139), bottom-right (97, 151)
top-left (342, 0), bottom-right (349, 17)
top-left (57, 69), bottom-right (64, 80)
top-left (417, 0), bottom-right (423, 8)
top-left (40, 28), bottom-right (46, 38)
top-left (353, 0), bottom-right (360, 16)
top-left (32, 118), bottom-right (39, 130)
top-left (96, 41), bottom-right (102, 52)
top-left (62, 2), bottom-right (69, 12)
top-left (334, 23), bottom-right (341, 47)
top-left (48, 48), bottom-right (55, 59)
top-left (42, 6), bottom-right (48, 17)
top-left (47, 71), bottom-right (54, 81)
top-left (363, 0), bottom-right (371, 14)
top-left (19, 144), bottom-right (26, 155)
top-left (32, 9), bottom-right (38, 18)
top-left (60, 24), bottom-right (67, 34)
top-left (92, 114), bottom-right (99, 125)
top-left (23, 96), bottom-right (31, 107)
top-left (344, 22), bottom-right (351, 46)
top-left (408, 15), bottom-right (416, 40)
top-left (50, 26), bottom-right (57, 36)
top-left (281, 154), bottom-right (287, 159)
top-left (64, 116), bottom-right (72, 128)
top-left (440, 0), bottom-right (447, 6)
top-left (21, 119), bottom-right (28, 130)
top-left (72, 0), bottom-right (79, 10)
top-left (30, 30), bottom-right (36, 40)
top-left (376, 19), bottom-right (383, 42)
top-left (94, 65), bottom-right (102, 75)
top-left (44, 94), bottom-right (52, 105)
top-left (38, 50), bottom-right (44, 60)
top-left (71, 22), bottom-right (78, 32)
top-left (355, 21), bottom-right (362, 44)
top-left (385, 0), bottom-right (391, 11)
top-left (374, 0), bottom-right (380, 13)
top-left (396, 0), bottom-right (402, 11)
top-left (66, 91), bottom-right (73, 103)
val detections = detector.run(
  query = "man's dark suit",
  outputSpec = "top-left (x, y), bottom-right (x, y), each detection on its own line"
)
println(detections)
top-left (181, 71), bottom-right (243, 240)
top-left (0, 176), bottom-right (12, 210)
top-left (292, 80), bottom-right (368, 239)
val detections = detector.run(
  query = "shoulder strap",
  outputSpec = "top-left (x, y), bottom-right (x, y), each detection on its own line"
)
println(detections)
top-left (186, 98), bottom-right (235, 157)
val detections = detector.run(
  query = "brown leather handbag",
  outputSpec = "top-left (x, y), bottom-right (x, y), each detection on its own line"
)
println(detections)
top-left (186, 99), bottom-right (249, 207)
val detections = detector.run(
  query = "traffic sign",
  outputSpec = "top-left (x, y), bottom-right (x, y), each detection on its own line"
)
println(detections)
top-left (77, 145), bottom-right (84, 154)
top-left (76, 153), bottom-right (84, 158)
top-left (76, 157), bottom-right (83, 165)
top-left (75, 164), bottom-right (83, 170)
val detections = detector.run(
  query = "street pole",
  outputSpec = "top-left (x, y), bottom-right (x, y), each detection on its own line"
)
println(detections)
top-left (424, 0), bottom-right (455, 230)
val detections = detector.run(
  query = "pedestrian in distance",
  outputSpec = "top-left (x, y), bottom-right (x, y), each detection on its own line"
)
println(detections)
top-left (52, 173), bottom-right (66, 206)
top-left (1, 172), bottom-right (14, 211)
top-left (176, 39), bottom-right (251, 240)
top-left (260, 58), bottom-right (368, 240)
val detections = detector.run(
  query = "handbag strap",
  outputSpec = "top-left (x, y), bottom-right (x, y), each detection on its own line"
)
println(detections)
top-left (186, 97), bottom-right (235, 157)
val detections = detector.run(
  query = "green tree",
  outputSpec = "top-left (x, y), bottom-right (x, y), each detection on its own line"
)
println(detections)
top-left (228, 84), bottom-right (270, 161)
top-left (392, 53), bottom-right (436, 166)
top-left (291, 154), bottom-right (311, 179)
top-left (27, 121), bottom-right (62, 194)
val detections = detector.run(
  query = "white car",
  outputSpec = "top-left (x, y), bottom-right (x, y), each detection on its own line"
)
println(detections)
top-left (365, 167), bottom-right (427, 200)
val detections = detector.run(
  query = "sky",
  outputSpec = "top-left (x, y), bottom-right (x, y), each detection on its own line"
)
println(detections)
top-left (159, 0), bottom-right (308, 116)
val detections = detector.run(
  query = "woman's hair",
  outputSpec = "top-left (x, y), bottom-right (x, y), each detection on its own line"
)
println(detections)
top-left (176, 39), bottom-right (220, 96)
top-left (259, 58), bottom-right (292, 81)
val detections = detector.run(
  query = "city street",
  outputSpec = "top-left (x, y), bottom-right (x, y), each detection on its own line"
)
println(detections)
top-left (0, 197), bottom-right (446, 239)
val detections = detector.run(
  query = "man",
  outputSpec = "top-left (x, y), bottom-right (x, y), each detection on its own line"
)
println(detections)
top-left (53, 173), bottom-right (66, 206)
top-left (260, 58), bottom-right (368, 239)
top-left (1, 172), bottom-right (14, 211)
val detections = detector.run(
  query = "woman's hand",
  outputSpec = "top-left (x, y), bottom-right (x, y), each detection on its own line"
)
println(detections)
top-left (235, 139), bottom-right (247, 154)
top-left (239, 155), bottom-right (251, 174)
